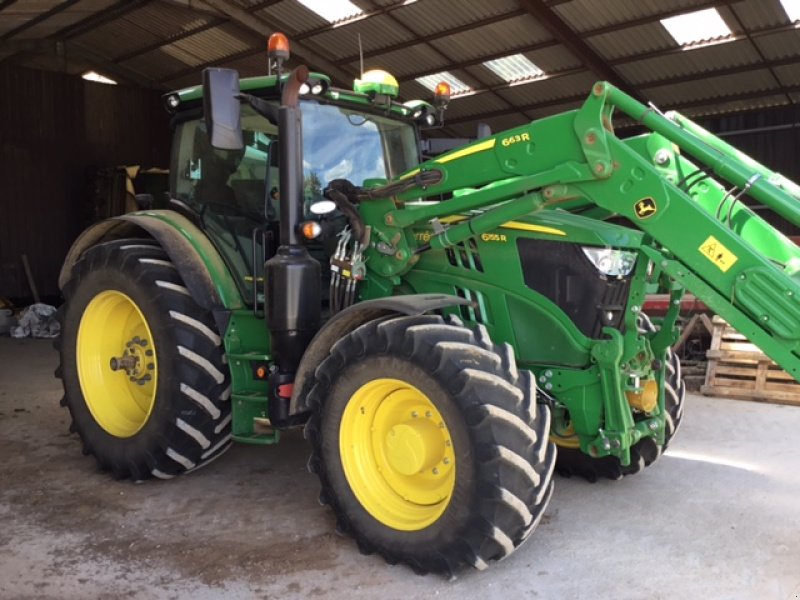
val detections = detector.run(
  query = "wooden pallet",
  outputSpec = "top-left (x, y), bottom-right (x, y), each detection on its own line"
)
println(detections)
top-left (701, 316), bottom-right (800, 406)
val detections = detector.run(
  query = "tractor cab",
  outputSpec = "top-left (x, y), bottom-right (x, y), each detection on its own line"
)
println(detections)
top-left (163, 50), bottom-right (437, 307)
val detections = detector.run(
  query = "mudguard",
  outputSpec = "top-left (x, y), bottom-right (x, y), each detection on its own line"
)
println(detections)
top-left (289, 293), bottom-right (471, 417)
top-left (58, 210), bottom-right (243, 311)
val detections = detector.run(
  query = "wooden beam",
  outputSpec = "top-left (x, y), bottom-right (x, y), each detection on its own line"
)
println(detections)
top-left (113, 17), bottom-right (226, 63)
top-left (182, 0), bottom-right (357, 87)
top-left (0, 0), bottom-right (81, 42)
top-left (333, 9), bottom-right (527, 67)
top-left (447, 80), bottom-right (800, 126)
top-left (516, 0), bottom-right (642, 100)
top-left (724, 3), bottom-right (794, 105)
top-left (382, 0), bottom-right (742, 83)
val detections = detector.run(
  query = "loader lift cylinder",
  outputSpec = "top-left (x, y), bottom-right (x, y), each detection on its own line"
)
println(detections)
top-left (265, 66), bottom-right (321, 424)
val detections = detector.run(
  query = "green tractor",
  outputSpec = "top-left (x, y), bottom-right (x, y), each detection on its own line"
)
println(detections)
top-left (57, 35), bottom-right (800, 575)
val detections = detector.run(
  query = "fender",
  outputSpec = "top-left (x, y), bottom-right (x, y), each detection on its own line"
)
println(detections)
top-left (288, 293), bottom-right (471, 418)
top-left (59, 210), bottom-right (243, 311)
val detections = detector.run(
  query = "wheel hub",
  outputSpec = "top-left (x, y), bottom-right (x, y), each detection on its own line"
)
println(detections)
top-left (384, 420), bottom-right (444, 476)
top-left (109, 336), bottom-right (154, 385)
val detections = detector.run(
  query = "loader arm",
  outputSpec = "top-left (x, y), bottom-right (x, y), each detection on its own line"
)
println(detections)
top-left (361, 81), bottom-right (800, 384)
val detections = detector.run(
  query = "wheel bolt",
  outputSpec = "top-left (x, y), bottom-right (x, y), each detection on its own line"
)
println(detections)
top-left (443, 458), bottom-right (450, 465)
top-left (425, 411), bottom-right (432, 418)
top-left (411, 411), bottom-right (418, 418)
top-left (432, 468), bottom-right (439, 475)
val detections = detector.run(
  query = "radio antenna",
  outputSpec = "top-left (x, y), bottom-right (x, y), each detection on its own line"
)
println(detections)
top-left (358, 33), bottom-right (364, 78)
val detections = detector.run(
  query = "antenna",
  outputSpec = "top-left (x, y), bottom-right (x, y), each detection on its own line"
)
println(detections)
top-left (358, 33), bottom-right (364, 78)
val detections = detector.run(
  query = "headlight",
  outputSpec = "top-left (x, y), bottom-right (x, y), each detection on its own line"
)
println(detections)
top-left (299, 83), bottom-right (310, 95)
top-left (164, 94), bottom-right (180, 111)
top-left (581, 247), bottom-right (637, 277)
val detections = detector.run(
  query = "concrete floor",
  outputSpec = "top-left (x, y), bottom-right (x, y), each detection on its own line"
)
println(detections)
top-left (1, 337), bottom-right (799, 600)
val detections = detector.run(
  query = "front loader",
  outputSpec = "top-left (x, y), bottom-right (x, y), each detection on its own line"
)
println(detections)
top-left (56, 34), bottom-right (800, 575)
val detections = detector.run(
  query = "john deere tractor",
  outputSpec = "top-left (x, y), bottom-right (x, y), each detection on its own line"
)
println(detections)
top-left (57, 34), bottom-right (800, 575)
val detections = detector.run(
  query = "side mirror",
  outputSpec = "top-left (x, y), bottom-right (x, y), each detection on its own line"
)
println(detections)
top-left (202, 68), bottom-right (243, 150)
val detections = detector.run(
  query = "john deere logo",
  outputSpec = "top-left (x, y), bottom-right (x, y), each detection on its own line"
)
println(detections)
top-left (634, 197), bottom-right (657, 219)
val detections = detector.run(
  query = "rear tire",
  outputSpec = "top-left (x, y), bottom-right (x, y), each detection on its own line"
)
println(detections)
top-left (56, 239), bottom-right (232, 480)
top-left (305, 314), bottom-right (555, 575)
top-left (554, 313), bottom-right (685, 482)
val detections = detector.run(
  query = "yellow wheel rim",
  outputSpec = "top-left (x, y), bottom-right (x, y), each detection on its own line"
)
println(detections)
top-left (76, 290), bottom-right (158, 438)
top-left (340, 378), bottom-right (455, 531)
top-left (550, 420), bottom-right (581, 449)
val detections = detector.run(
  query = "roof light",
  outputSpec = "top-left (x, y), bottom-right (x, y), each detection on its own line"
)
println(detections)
top-left (779, 0), bottom-right (800, 22)
top-left (416, 72), bottom-right (471, 97)
top-left (483, 54), bottom-right (544, 82)
top-left (434, 82), bottom-right (451, 107)
top-left (268, 32), bottom-right (290, 60)
top-left (296, 0), bottom-right (363, 23)
top-left (660, 8), bottom-right (732, 47)
top-left (82, 71), bottom-right (117, 85)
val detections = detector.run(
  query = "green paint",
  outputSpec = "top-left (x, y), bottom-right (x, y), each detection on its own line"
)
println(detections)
top-left (136, 210), bottom-right (243, 309)
top-left (148, 73), bottom-right (800, 464)
top-left (223, 309), bottom-right (276, 444)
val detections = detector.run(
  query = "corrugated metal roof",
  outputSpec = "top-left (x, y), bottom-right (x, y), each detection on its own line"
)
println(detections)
top-left (647, 69), bottom-right (780, 106)
top-left (497, 70), bottom-right (598, 105)
top-left (374, 44), bottom-right (451, 79)
top-left (774, 63), bottom-right (800, 86)
top-left (6, 0), bottom-right (117, 40)
top-left (587, 22), bottom-right (677, 61)
top-left (311, 14), bottom-right (411, 62)
top-left (2, 0), bottom-right (799, 130)
top-left (617, 40), bottom-right (762, 84)
top-left (428, 14), bottom-right (552, 63)
top-left (258, 1), bottom-right (331, 35)
top-left (721, 1), bottom-right (794, 30)
top-left (390, 0), bottom-right (521, 38)
top-left (754, 28), bottom-right (800, 60)
top-left (0, 1), bottom-right (62, 36)
top-left (164, 23), bottom-right (254, 65)
top-left (553, 0), bottom-right (706, 33)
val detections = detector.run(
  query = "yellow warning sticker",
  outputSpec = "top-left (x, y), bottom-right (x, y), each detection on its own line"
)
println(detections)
top-left (698, 235), bottom-right (738, 272)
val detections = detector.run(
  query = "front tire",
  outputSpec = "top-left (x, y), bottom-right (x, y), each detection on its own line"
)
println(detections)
top-left (305, 314), bottom-right (555, 575)
top-left (57, 239), bottom-right (233, 480)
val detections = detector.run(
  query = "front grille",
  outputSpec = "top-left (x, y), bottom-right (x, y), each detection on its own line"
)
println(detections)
top-left (517, 239), bottom-right (632, 338)
top-left (445, 238), bottom-right (484, 272)
top-left (454, 286), bottom-right (488, 324)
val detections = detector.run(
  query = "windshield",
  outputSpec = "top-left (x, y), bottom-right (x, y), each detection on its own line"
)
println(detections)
top-left (169, 100), bottom-right (419, 302)
top-left (300, 101), bottom-right (418, 193)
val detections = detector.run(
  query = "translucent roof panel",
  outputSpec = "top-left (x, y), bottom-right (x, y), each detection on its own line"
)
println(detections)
top-left (483, 53), bottom-right (544, 83)
top-left (295, 0), bottom-right (363, 24)
top-left (660, 8), bottom-right (732, 47)
top-left (779, 0), bottom-right (800, 22)
top-left (416, 71), bottom-right (472, 96)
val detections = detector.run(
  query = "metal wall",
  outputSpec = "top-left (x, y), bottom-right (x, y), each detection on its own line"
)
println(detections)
top-left (0, 64), bottom-right (170, 301)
